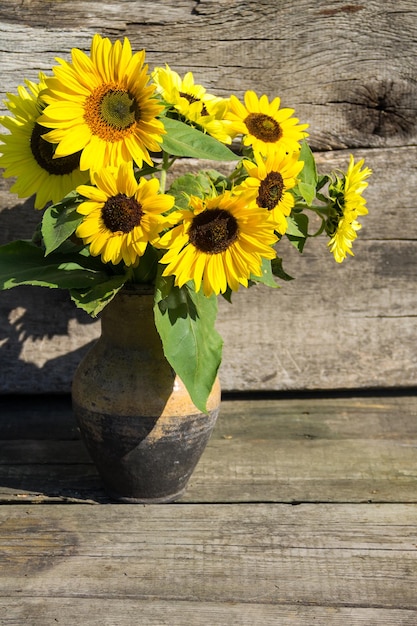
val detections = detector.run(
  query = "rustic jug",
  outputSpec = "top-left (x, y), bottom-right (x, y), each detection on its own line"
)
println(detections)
top-left (72, 287), bottom-right (221, 503)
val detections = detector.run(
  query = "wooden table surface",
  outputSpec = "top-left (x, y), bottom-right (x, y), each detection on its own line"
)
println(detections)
top-left (1, 393), bottom-right (416, 625)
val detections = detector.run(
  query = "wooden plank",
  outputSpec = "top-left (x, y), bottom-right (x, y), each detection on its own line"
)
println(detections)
top-left (0, 396), bottom-right (416, 504)
top-left (0, 0), bottom-right (416, 393)
top-left (3, 598), bottom-right (417, 626)
top-left (0, 503), bottom-right (416, 619)
top-left (1, 146), bottom-right (417, 394)
top-left (0, 0), bottom-right (416, 150)
top-left (0, 395), bottom-right (77, 440)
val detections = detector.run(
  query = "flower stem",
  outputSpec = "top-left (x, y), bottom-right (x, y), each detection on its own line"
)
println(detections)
top-left (159, 159), bottom-right (167, 194)
top-left (159, 151), bottom-right (177, 194)
top-left (309, 220), bottom-right (326, 238)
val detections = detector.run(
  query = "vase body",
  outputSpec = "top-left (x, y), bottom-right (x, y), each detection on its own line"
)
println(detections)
top-left (72, 288), bottom-right (221, 503)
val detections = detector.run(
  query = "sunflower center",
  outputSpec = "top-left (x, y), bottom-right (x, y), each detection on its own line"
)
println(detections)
top-left (102, 193), bottom-right (143, 233)
top-left (245, 113), bottom-right (282, 143)
top-left (30, 123), bottom-right (81, 175)
top-left (179, 91), bottom-right (208, 116)
top-left (84, 85), bottom-right (140, 141)
top-left (101, 90), bottom-right (138, 129)
top-left (257, 171), bottom-right (285, 210)
top-left (189, 208), bottom-right (239, 254)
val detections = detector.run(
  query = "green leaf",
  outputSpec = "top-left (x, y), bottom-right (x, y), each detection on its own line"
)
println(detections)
top-left (316, 174), bottom-right (330, 192)
top-left (161, 117), bottom-right (236, 161)
top-left (250, 258), bottom-right (279, 288)
top-left (299, 140), bottom-right (318, 184)
top-left (134, 163), bottom-right (161, 179)
top-left (0, 240), bottom-right (109, 290)
top-left (42, 191), bottom-right (84, 255)
top-left (154, 272), bottom-right (175, 302)
top-left (154, 276), bottom-right (223, 413)
top-left (131, 244), bottom-right (160, 284)
top-left (286, 214), bottom-right (309, 238)
top-left (168, 172), bottom-right (213, 209)
top-left (271, 257), bottom-right (294, 282)
top-left (204, 169), bottom-right (231, 193)
top-left (296, 140), bottom-right (318, 205)
top-left (297, 181), bottom-right (316, 206)
top-left (70, 274), bottom-right (128, 317)
top-left (220, 287), bottom-right (233, 303)
top-left (286, 214), bottom-right (309, 252)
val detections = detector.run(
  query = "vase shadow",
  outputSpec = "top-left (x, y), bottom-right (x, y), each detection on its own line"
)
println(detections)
top-left (0, 285), bottom-right (98, 393)
top-left (0, 279), bottom-right (109, 500)
top-left (0, 394), bottom-right (116, 502)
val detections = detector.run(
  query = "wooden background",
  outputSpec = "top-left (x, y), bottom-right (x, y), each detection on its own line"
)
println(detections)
top-left (0, 0), bottom-right (416, 394)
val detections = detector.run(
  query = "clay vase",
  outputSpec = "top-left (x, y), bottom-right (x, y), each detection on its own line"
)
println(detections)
top-left (72, 287), bottom-right (221, 503)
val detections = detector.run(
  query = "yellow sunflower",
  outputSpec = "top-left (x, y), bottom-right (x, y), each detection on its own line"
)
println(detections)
top-left (327, 155), bottom-right (372, 263)
top-left (0, 76), bottom-right (88, 209)
top-left (38, 34), bottom-right (165, 172)
top-left (236, 151), bottom-right (304, 234)
top-left (226, 90), bottom-right (309, 156)
top-left (75, 163), bottom-right (175, 266)
top-left (158, 191), bottom-right (278, 297)
top-left (152, 65), bottom-right (232, 144)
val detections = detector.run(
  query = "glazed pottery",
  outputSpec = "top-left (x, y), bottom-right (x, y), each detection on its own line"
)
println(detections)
top-left (72, 287), bottom-right (221, 503)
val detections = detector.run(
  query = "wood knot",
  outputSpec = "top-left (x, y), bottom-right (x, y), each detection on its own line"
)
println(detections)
top-left (343, 79), bottom-right (417, 140)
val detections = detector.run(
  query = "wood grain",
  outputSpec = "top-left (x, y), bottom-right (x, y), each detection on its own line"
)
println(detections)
top-left (0, 0), bottom-right (416, 150)
top-left (0, 503), bottom-right (416, 623)
top-left (1, 392), bottom-right (416, 622)
top-left (1, 147), bottom-right (416, 393)
top-left (0, 1), bottom-right (416, 393)
top-left (3, 599), bottom-right (417, 626)
top-left (1, 395), bottom-right (416, 504)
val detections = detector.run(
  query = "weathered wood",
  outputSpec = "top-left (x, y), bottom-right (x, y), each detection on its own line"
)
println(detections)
top-left (0, 503), bottom-right (416, 623)
top-left (1, 392), bottom-right (416, 622)
top-left (3, 599), bottom-right (417, 626)
top-left (1, 395), bottom-right (416, 504)
top-left (0, 0), bottom-right (416, 150)
top-left (1, 147), bottom-right (417, 393)
top-left (0, 1), bottom-right (416, 393)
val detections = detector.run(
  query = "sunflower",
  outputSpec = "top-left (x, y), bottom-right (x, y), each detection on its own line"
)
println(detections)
top-left (236, 150), bottom-right (304, 234)
top-left (37, 34), bottom-right (165, 173)
top-left (327, 155), bottom-right (372, 263)
top-left (226, 90), bottom-right (309, 157)
top-left (152, 65), bottom-right (232, 144)
top-left (0, 76), bottom-right (87, 209)
top-left (158, 191), bottom-right (278, 297)
top-left (75, 163), bottom-right (175, 266)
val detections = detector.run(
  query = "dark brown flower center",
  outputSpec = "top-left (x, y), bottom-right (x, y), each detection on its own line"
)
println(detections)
top-left (30, 123), bottom-right (81, 175)
top-left (244, 113), bottom-right (282, 143)
top-left (102, 193), bottom-right (143, 233)
top-left (189, 208), bottom-right (239, 253)
top-left (257, 171), bottom-right (285, 210)
top-left (179, 91), bottom-right (208, 116)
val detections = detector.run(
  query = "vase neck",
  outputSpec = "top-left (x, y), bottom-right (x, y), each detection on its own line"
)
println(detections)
top-left (100, 291), bottom-right (161, 351)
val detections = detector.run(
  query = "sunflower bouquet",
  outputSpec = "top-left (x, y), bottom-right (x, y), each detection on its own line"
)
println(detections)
top-left (0, 34), bottom-right (371, 411)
